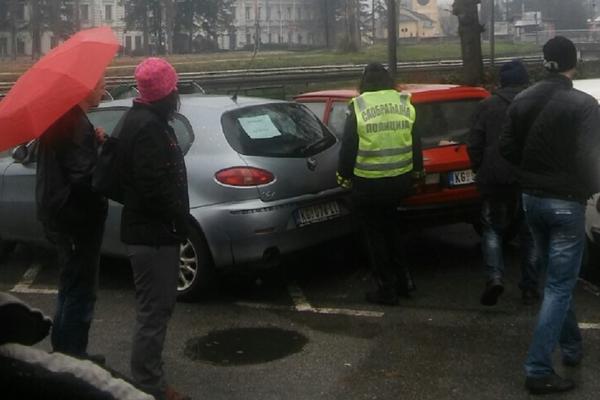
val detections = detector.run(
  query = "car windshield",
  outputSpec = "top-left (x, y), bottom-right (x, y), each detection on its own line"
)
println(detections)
top-left (221, 103), bottom-right (336, 158)
top-left (413, 99), bottom-right (480, 149)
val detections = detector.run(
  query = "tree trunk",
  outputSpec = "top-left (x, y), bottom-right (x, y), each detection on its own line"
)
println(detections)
top-left (452, 0), bottom-right (484, 85)
top-left (162, 0), bottom-right (175, 54)
top-left (30, 0), bottom-right (42, 59)
top-left (387, 0), bottom-right (397, 77)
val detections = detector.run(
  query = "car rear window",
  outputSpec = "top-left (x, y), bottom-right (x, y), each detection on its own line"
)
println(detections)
top-left (88, 107), bottom-right (195, 154)
top-left (221, 103), bottom-right (336, 158)
top-left (413, 99), bottom-right (480, 149)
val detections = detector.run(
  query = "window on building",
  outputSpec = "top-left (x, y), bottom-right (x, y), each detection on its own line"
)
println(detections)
top-left (50, 36), bottom-right (58, 48)
top-left (268, 33), bottom-right (272, 43)
top-left (257, 7), bottom-right (262, 20)
top-left (105, 4), bottom-right (113, 21)
top-left (80, 4), bottom-right (89, 21)
top-left (135, 36), bottom-right (142, 50)
top-left (245, 6), bottom-right (251, 20)
top-left (0, 38), bottom-right (7, 57)
top-left (16, 39), bottom-right (25, 55)
top-left (125, 36), bottom-right (132, 52)
top-left (297, 33), bottom-right (302, 44)
top-left (246, 33), bottom-right (251, 45)
top-left (278, 34), bottom-right (282, 43)
top-left (266, 6), bottom-right (271, 21)
top-left (231, 7), bottom-right (236, 20)
top-left (288, 31), bottom-right (292, 43)
top-left (16, 1), bottom-right (25, 20)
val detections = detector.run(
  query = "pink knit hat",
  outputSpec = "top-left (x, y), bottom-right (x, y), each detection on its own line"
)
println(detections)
top-left (135, 57), bottom-right (178, 103)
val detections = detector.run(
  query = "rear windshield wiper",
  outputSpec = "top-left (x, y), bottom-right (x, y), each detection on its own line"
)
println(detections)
top-left (299, 138), bottom-right (331, 156)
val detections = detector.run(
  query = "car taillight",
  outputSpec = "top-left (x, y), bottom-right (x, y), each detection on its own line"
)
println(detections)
top-left (215, 167), bottom-right (275, 186)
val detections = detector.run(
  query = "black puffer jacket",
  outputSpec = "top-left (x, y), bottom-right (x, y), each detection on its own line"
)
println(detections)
top-left (467, 86), bottom-right (525, 195)
top-left (500, 74), bottom-right (600, 202)
top-left (116, 101), bottom-right (189, 246)
top-left (36, 106), bottom-right (107, 234)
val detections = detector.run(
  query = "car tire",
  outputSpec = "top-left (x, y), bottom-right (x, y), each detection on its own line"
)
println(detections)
top-left (581, 235), bottom-right (600, 284)
top-left (176, 224), bottom-right (217, 302)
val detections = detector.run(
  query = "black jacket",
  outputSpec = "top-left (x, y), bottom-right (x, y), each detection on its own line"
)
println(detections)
top-left (467, 86), bottom-right (525, 195)
top-left (36, 106), bottom-right (107, 234)
top-left (500, 74), bottom-right (600, 202)
top-left (116, 101), bottom-right (190, 246)
top-left (338, 104), bottom-right (423, 204)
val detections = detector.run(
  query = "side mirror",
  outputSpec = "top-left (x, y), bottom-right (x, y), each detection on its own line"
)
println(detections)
top-left (12, 144), bottom-right (28, 163)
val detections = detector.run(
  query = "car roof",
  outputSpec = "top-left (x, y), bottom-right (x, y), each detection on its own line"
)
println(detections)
top-left (294, 84), bottom-right (489, 103)
top-left (573, 78), bottom-right (600, 102)
top-left (98, 94), bottom-right (286, 112)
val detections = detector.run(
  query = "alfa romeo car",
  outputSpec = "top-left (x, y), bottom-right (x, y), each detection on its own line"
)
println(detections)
top-left (294, 84), bottom-right (490, 226)
top-left (0, 95), bottom-right (356, 300)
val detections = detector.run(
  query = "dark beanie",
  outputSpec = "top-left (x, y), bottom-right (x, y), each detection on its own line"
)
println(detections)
top-left (543, 36), bottom-right (577, 73)
top-left (499, 60), bottom-right (529, 87)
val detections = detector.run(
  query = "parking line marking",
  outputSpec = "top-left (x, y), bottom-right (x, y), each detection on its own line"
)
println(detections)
top-left (312, 307), bottom-right (384, 318)
top-left (10, 263), bottom-right (58, 295)
top-left (288, 283), bottom-right (314, 312)
top-left (579, 322), bottom-right (600, 330)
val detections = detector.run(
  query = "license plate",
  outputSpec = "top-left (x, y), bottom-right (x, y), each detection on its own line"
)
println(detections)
top-left (448, 169), bottom-right (475, 186)
top-left (295, 201), bottom-right (341, 227)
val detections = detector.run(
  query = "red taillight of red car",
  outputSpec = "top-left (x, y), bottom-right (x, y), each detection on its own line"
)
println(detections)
top-left (215, 167), bottom-right (275, 186)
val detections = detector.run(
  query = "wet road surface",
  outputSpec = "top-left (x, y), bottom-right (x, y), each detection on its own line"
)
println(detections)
top-left (1, 223), bottom-right (600, 400)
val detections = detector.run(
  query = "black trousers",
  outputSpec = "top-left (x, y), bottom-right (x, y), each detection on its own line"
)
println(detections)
top-left (355, 201), bottom-right (412, 294)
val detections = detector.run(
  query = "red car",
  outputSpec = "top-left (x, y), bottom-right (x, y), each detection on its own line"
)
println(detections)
top-left (294, 84), bottom-right (490, 226)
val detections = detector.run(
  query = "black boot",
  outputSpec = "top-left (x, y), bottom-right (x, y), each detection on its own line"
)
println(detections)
top-left (525, 373), bottom-right (575, 395)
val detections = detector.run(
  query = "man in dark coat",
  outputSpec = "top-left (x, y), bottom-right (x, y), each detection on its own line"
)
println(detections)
top-left (115, 58), bottom-right (190, 400)
top-left (467, 60), bottom-right (539, 307)
top-left (500, 36), bottom-right (600, 395)
top-left (36, 77), bottom-right (108, 361)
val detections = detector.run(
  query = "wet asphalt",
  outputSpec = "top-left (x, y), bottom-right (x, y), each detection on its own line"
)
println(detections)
top-left (1, 223), bottom-right (600, 400)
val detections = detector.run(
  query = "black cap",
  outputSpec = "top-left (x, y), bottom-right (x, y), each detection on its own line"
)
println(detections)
top-left (499, 60), bottom-right (529, 87)
top-left (543, 36), bottom-right (577, 73)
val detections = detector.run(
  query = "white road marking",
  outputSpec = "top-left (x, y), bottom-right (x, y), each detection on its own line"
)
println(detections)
top-left (579, 322), bottom-right (600, 330)
top-left (10, 263), bottom-right (58, 295)
top-left (287, 283), bottom-right (314, 312)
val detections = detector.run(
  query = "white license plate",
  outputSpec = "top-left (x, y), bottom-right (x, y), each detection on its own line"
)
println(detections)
top-left (295, 201), bottom-right (341, 227)
top-left (448, 169), bottom-right (475, 186)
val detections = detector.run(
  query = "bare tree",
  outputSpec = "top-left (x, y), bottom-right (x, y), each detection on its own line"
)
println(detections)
top-left (452, 0), bottom-right (483, 85)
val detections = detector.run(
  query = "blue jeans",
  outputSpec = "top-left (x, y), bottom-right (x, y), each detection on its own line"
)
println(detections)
top-left (481, 193), bottom-right (539, 289)
top-left (49, 222), bottom-right (104, 357)
top-left (522, 194), bottom-right (584, 377)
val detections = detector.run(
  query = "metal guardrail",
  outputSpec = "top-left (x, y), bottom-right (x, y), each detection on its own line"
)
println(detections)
top-left (0, 55), bottom-right (543, 94)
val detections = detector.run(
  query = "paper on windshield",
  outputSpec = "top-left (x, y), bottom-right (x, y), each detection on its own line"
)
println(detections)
top-left (238, 115), bottom-right (282, 139)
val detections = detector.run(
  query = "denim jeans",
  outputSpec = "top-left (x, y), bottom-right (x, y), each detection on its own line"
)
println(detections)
top-left (522, 194), bottom-right (584, 377)
top-left (481, 193), bottom-right (539, 289)
top-left (49, 222), bottom-right (105, 356)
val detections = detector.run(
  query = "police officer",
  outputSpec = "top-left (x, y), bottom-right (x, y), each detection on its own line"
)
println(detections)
top-left (338, 63), bottom-right (424, 306)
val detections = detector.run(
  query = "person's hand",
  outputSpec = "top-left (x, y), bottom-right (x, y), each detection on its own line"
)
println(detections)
top-left (95, 127), bottom-right (107, 144)
top-left (336, 172), bottom-right (352, 189)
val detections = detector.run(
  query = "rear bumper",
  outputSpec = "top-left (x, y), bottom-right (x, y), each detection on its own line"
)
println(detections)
top-left (190, 191), bottom-right (357, 268)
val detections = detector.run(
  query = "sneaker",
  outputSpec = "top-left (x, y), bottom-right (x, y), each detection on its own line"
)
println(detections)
top-left (525, 373), bottom-right (575, 395)
top-left (165, 385), bottom-right (192, 400)
top-left (522, 288), bottom-right (541, 305)
top-left (365, 289), bottom-right (399, 306)
top-left (480, 278), bottom-right (504, 306)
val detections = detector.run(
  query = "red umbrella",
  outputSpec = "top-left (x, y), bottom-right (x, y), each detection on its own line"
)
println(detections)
top-left (0, 26), bottom-right (119, 152)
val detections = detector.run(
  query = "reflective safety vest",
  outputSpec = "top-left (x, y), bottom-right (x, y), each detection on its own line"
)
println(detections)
top-left (351, 89), bottom-right (416, 179)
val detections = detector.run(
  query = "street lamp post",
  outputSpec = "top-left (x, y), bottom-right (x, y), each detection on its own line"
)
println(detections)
top-left (490, 0), bottom-right (495, 67)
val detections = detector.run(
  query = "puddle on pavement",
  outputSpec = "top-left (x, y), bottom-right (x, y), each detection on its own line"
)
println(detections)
top-left (184, 327), bottom-right (308, 366)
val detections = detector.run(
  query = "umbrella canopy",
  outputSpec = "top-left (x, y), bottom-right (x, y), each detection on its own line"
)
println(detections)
top-left (0, 26), bottom-right (119, 152)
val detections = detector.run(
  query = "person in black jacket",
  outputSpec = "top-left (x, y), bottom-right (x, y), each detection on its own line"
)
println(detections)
top-left (338, 63), bottom-right (424, 306)
top-left (500, 36), bottom-right (600, 395)
top-left (115, 58), bottom-right (190, 400)
top-left (467, 60), bottom-right (539, 307)
top-left (36, 77), bottom-right (108, 362)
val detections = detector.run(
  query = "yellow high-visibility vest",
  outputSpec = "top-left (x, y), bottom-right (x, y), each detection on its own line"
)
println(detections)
top-left (351, 89), bottom-right (416, 179)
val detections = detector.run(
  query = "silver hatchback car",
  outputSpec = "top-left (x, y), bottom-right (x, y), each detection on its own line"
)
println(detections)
top-left (0, 95), bottom-right (355, 300)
